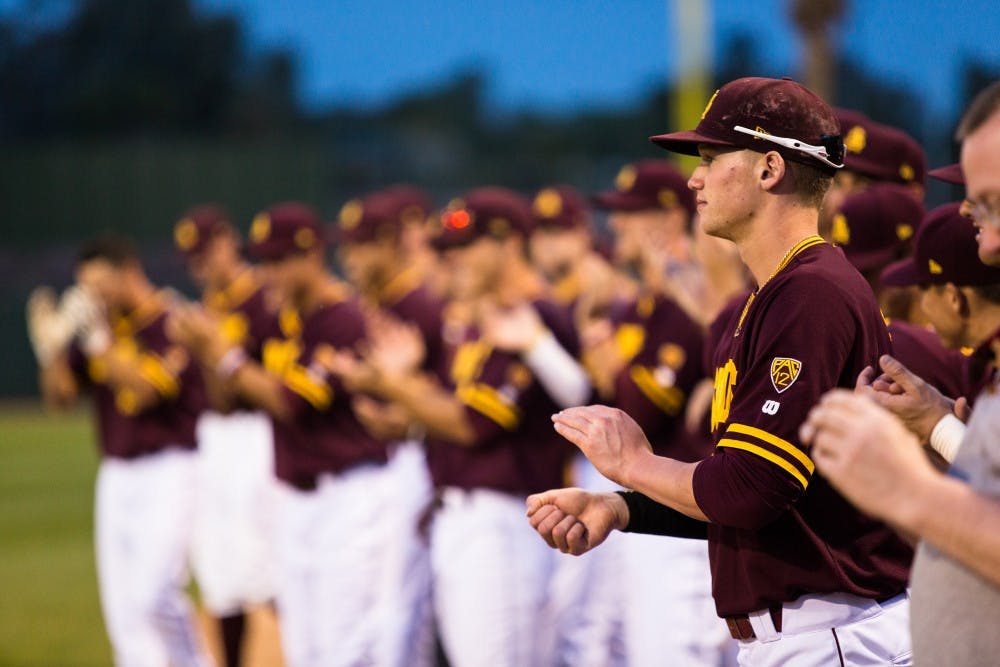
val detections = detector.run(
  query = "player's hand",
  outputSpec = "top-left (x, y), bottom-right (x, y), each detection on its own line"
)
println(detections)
top-left (318, 348), bottom-right (379, 393)
top-left (61, 285), bottom-right (112, 357)
top-left (855, 354), bottom-right (960, 441)
top-left (364, 310), bottom-right (425, 378)
top-left (26, 286), bottom-right (76, 365)
top-left (684, 377), bottom-right (715, 436)
top-left (351, 395), bottom-right (411, 441)
top-left (552, 405), bottom-right (653, 487)
top-left (480, 301), bottom-right (546, 353)
top-left (801, 389), bottom-right (937, 528)
top-left (526, 488), bottom-right (628, 555)
top-left (168, 304), bottom-right (224, 363)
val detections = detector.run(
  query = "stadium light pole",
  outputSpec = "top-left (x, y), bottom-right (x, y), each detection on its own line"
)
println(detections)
top-left (671, 0), bottom-right (713, 174)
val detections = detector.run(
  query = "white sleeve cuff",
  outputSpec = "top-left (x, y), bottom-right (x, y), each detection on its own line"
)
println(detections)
top-left (523, 331), bottom-right (591, 409)
top-left (929, 413), bottom-right (966, 463)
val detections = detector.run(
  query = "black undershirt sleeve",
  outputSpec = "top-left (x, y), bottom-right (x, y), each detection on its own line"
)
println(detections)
top-left (618, 491), bottom-right (709, 540)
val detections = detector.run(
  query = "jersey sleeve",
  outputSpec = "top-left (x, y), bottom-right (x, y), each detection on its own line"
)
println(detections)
top-left (694, 276), bottom-right (862, 528)
top-left (454, 349), bottom-right (526, 444)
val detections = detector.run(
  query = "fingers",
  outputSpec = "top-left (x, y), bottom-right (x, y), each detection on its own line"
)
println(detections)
top-left (526, 490), bottom-right (559, 516)
top-left (854, 366), bottom-right (875, 392)
top-left (955, 396), bottom-right (971, 422)
top-left (566, 522), bottom-right (589, 556)
top-left (878, 355), bottom-right (921, 393)
top-left (551, 513), bottom-right (580, 553)
top-left (800, 389), bottom-right (856, 444)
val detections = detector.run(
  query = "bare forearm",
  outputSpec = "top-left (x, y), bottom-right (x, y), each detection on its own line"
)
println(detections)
top-left (377, 373), bottom-right (476, 445)
top-left (623, 450), bottom-right (709, 522)
top-left (39, 359), bottom-right (79, 410)
top-left (901, 474), bottom-right (1000, 588)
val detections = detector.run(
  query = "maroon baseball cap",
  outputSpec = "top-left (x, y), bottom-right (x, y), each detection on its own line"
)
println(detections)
top-left (336, 186), bottom-right (432, 245)
top-left (650, 77), bottom-right (844, 175)
top-left (592, 160), bottom-right (695, 216)
top-left (880, 202), bottom-right (1000, 287)
top-left (432, 187), bottom-right (533, 251)
top-left (836, 109), bottom-right (927, 185)
top-left (531, 185), bottom-right (591, 230)
top-left (830, 183), bottom-right (924, 274)
top-left (173, 204), bottom-right (235, 257)
top-left (928, 163), bottom-right (965, 186)
top-left (246, 201), bottom-right (325, 261)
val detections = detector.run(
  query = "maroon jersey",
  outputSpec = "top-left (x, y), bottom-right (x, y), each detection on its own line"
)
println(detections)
top-left (425, 299), bottom-right (578, 495)
top-left (694, 237), bottom-right (911, 616)
top-left (887, 319), bottom-right (966, 400)
top-left (261, 288), bottom-right (388, 488)
top-left (69, 296), bottom-right (202, 459)
top-left (963, 325), bottom-right (1000, 400)
top-left (610, 293), bottom-right (711, 462)
top-left (203, 269), bottom-right (280, 363)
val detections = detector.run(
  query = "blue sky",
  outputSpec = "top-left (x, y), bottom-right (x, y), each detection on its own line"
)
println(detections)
top-left (4, 0), bottom-right (999, 119)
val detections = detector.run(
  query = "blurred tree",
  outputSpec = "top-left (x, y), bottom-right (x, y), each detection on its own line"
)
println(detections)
top-left (791, 0), bottom-right (845, 101)
top-left (0, 0), bottom-right (300, 138)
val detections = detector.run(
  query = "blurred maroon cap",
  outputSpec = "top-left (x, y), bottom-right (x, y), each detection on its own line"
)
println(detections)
top-left (592, 160), bottom-right (695, 216)
top-left (246, 201), bottom-right (325, 261)
top-left (173, 204), bottom-right (234, 257)
top-left (651, 77), bottom-right (843, 175)
top-left (928, 163), bottom-right (965, 186)
top-left (836, 109), bottom-right (927, 186)
top-left (432, 187), bottom-right (533, 251)
top-left (531, 185), bottom-right (591, 231)
top-left (337, 185), bottom-right (433, 245)
top-left (880, 202), bottom-right (1000, 287)
top-left (830, 183), bottom-right (924, 274)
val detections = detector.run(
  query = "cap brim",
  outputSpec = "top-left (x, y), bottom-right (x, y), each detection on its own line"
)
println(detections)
top-left (649, 130), bottom-right (735, 156)
top-left (928, 163), bottom-right (964, 186)
top-left (879, 258), bottom-right (924, 287)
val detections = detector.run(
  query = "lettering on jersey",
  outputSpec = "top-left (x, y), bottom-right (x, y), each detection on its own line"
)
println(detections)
top-left (710, 358), bottom-right (738, 432)
top-left (770, 357), bottom-right (802, 393)
top-left (761, 400), bottom-right (780, 415)
top-left (614, 323), bottom-right (645, 363)
top-left (263, 338), bottom-right (302, 375)
top-left (220, 312), bottom-right (250, 346)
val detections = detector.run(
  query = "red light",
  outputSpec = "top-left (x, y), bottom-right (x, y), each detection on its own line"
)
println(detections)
top-left (446, 210), bottom-right (471, 230)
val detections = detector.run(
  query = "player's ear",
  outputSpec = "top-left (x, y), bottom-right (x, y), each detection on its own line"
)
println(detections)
top-left (759, 151), bottom-right (786, 192)
top-left (953, 285), bottom-right (972, 320)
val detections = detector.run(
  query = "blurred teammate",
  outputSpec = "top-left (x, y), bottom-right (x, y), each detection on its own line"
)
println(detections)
top-left (173, 205), bottom-right (278, 667)
top-left (331, 187), bottom-right (589, 667)
top-left (528, 77), bottom-right (913, 666)
top-left (171, 203), bottom-right (394, 667)
top-left (29, 236), bottom-right (212, 667)
top-left (588, 161), bottom-right (736, 665)
top-left (336, 188), bottom-right (441, 666)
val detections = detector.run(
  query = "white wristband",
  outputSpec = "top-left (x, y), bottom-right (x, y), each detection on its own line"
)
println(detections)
top-left (216, 348), bottom-right (248, 380)
top-left (928, 413), bottom-right (966, 463)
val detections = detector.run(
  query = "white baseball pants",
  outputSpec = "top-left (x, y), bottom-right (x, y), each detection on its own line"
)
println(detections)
top-left (95, 448), bottom-right (212, 667)
top-left (430, 487), bottom-right (556, 667)
top-left (273, 462), bottom-right (394, 667)
top-left (191, 410), bottom-right (276, 616)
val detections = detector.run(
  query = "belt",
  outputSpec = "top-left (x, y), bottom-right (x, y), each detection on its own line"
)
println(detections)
top-left (725, 606), bottom-right (782, 641)
top-left (285, 475), bottom-right (318, 492)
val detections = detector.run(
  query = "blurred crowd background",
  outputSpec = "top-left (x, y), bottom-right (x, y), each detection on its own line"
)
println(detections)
top-left (0, 0), bottom-right (998, 398)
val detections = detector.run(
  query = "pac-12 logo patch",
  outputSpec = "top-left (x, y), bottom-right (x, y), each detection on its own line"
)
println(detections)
top-left (770, 357), bottom-right (802, 393)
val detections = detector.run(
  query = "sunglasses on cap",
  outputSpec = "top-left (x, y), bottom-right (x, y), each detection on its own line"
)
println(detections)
top-left (734, 126), bottom-right (845, 170)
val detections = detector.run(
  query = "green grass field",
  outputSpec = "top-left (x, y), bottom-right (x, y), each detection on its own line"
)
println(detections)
top-left (0, 403), bottom-right (111, 666)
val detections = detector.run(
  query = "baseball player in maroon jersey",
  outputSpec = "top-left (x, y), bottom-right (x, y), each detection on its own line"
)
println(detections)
top-left (335, 187), bottom-right (443, 667)
top-left (830, 186), bottom-right (974, 405)
top-left (171, 203), bottom-right (394, 667)
top-left (330, 187), bottom-right (590, 667)
top-left (173, 205), bottom-right (280, 667)
top-left (873, 203), bottom-right (1000, 461)
top-left (528, 77), bottom-right (914, 666)
top-left (31, 237), bottom-right (212, 667)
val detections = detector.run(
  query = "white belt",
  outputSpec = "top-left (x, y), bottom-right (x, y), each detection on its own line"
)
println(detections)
top-left (748, 591), bottom-right (908, 643)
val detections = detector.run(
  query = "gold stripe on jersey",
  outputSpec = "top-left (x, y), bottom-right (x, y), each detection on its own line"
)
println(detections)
top-left (734, 236), bottom-right (826, 337)
top-left (206, 270), bottom-right (258, 313)
top-left (282, 366), bottom-right (333, 410)
top-left (726, 423), bottom-right (815, 474)
top-left (629, 365), bottom-right (685, 415)
top-left (451, 340), bottom-right (493, 386)
top-left (456, 383), bottom-right (521, 430)
top-left (380, 265), bottom-right (424, 306)
top-left (716, 438), bottom-right (810, 490)
top-left (137, 353), bottom-right (180, 399)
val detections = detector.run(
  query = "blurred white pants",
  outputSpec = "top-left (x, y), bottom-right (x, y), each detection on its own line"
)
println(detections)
top-left (431, 487), bottom-right (555, 667)
top-left (95, 448), bottom-right (212, 667)
top-left (373, 440), bottom-right (436, 667)
top-left (191, 411), bottom-right (276, 616)
top-left (273, 462), bottom-right (393, 667)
